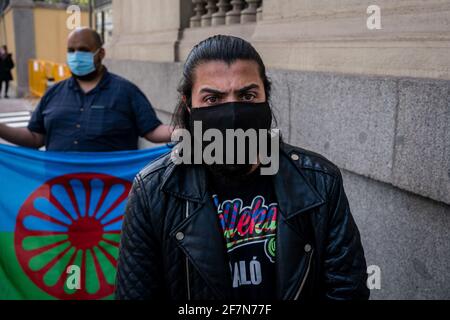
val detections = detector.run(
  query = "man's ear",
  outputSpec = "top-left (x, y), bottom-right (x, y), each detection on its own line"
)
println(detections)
top-left (182, 96), bottom-right (191, 113)
top-left (98, 48), bottom-right (106, 61)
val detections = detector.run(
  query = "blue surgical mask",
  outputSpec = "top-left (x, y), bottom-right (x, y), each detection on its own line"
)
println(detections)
top-left (67, 49), bottom-right (99, 76)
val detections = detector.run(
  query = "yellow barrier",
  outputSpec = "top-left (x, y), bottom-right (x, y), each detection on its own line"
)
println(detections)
top-left (28, 60), bottom-right (71, 97)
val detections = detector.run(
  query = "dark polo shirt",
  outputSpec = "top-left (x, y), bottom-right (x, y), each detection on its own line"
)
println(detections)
top-left (28, 70), bottom-right (162, 151)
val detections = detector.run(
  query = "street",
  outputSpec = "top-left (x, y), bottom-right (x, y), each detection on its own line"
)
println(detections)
top-left (0, 98), bottom-right (37, 145)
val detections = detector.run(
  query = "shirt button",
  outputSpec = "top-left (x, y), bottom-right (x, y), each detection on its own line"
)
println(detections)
top-left (175, 232), bottom-right (184, 241)
top-left (80, 108), bottom-right (84, 112)
top-left (304, 244), bottom-right (312, 253)
top-left (76, 124), bottom-right (81, 128)
top-left (291, 153), bottom-right (300, 161)
top-left (73, 140), bottom-right (78, 145)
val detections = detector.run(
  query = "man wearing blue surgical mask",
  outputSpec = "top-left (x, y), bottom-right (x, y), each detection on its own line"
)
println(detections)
top-left (0, 27), bottom-right (173, 151)
top-left (67, 48), bottom-right (101, 81)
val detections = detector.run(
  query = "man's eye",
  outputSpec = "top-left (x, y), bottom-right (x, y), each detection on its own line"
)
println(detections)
top-left (242, 94), bottom-right (256, 101)
top-left (205, 96), bottom-right (219, 104)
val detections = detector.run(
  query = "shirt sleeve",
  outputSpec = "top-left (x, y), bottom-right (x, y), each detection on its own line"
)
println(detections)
top-left (27, 98), bottom-right (47, 134)
top-left (129, 84), bottom-right (162, 137)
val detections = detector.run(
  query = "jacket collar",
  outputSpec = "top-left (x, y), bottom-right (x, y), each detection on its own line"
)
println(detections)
top-left (272, 147), bottom-right (326, 219)
top-left (160, 163), bottom-right (208, 203)
top-left (161, 145), bottom-right (326, 219)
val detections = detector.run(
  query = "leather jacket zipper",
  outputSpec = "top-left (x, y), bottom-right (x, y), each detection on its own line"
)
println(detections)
top-left (185, 200), bottom-right (191, 300)
top-left (293, 249), bottom-right (314, 300)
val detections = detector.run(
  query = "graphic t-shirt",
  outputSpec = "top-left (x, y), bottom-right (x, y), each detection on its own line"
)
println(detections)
top-left (209, 168), bottom-right (278, 300)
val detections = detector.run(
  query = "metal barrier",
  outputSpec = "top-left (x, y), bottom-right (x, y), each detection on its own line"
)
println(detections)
top-left (28, 60), bottom-right (71, 97)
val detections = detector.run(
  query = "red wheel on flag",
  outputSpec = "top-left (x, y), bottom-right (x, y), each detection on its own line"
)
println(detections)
top-left (14, 173), bottom-right (131, 300)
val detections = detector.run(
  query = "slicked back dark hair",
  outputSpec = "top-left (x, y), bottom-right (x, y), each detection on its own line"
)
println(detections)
top-left (171, 35), bottom-right (273, 129)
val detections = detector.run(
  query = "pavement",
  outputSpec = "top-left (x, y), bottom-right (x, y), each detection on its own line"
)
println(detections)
top-left (0, 97), bottom-right (39, 145)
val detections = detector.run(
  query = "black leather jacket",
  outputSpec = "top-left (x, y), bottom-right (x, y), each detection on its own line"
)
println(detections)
top-left (115, 143), bottom-right (369, 300)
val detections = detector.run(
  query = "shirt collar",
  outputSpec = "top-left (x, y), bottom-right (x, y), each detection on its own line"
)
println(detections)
top-left (68, 67), bottom-right (111, 93)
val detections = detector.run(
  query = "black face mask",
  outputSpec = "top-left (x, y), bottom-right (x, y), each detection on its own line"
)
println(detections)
top-left (189, 101), bottom-right (272, 178)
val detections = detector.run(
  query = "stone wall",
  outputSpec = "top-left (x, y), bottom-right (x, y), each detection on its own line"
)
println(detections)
top-left (104, 0), bottom-right (450, 299)
top-left (107, 0), bottom-right (450, 79)
top-left (105, 58), bottom-right (450, 299)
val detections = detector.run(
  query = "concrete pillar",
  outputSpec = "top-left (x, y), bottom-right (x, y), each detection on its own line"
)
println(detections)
top-left (9, 0), bottom-right (36, 98)
top-left (190, 0), bottom-right (205, 28)
top-left (256, 1), bottom-right (263, 21)
top-left (241, 0), bottom-right (260, 23)
top-left (211, 0), bottom-right (230, 26)
top-left (201, 0), bottom-right (217, 27)
top-left (225, 0), bottom-right (244, 25)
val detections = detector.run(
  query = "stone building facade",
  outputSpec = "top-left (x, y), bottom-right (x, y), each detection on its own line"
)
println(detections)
top-left (104, 0), bottom-right (450, 299)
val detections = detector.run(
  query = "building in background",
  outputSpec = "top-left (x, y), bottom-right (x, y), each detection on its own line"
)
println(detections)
top-left (0, 0), bottom-right (447, 300)
top-left (94, 0), bottom-right (112, 45)
top-left (104, 0), bottom-right (450, 299)
top-left (0, 0), bottom-right (89, 97)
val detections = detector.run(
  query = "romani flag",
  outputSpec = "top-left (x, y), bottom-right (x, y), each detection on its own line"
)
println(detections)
top-left (0, 144), bottom-right (170, 300)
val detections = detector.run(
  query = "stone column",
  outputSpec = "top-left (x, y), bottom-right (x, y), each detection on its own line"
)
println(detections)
top-left (241, 0), bottom-right (259, 23)
top-left (9, 0), bottom-right (36, 98)
top-left (190, 0), bottom-right (206, 28)
top-left (256, 1), bottom-right (263, 21)
top-left (225, 0), bottom-right (244, 25)
top-left (211, 0), bottom-right (230, 26)
top-left (201, 0), bottom-right (217, 27)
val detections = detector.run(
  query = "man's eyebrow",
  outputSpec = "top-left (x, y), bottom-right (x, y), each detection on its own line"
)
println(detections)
top-left (199, 87), bottom-right (227, 95)
top-left (235, 83), bottom-right (260, 93)
top-left (199, 84), bottom-right (260, 95)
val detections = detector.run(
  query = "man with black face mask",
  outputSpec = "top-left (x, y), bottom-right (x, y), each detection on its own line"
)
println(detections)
top-left (187, 100), bottom-right (277, 300)
top-left (0, 27), bottom-right (173, 151)
top-left (188, 101), bottom-right (273, 177)
top-left (116, 35), bottom-right (370, 301)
